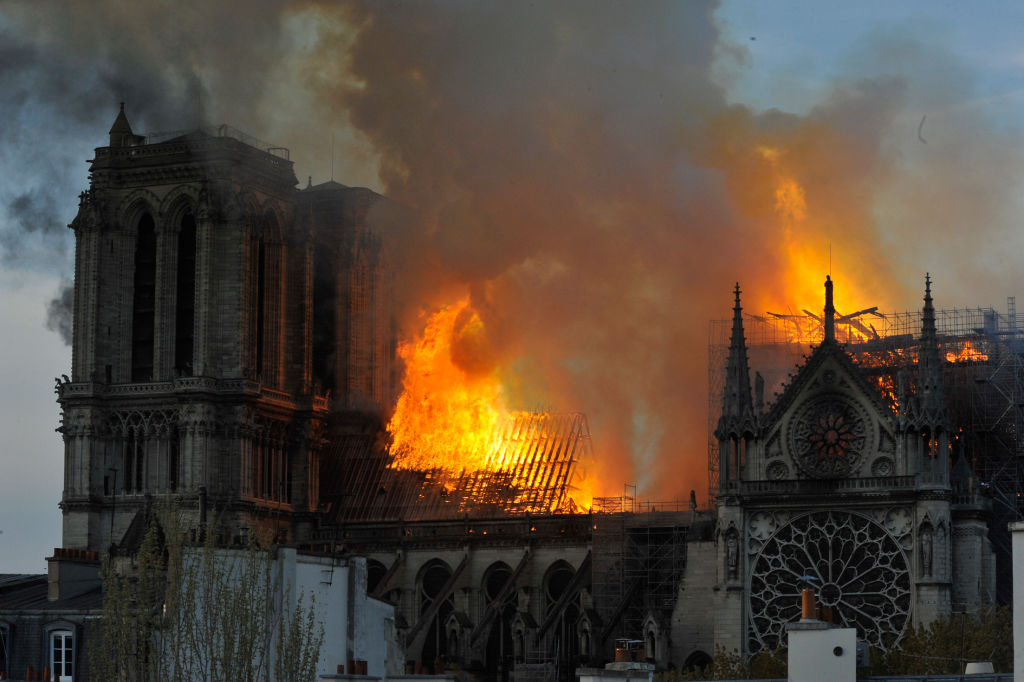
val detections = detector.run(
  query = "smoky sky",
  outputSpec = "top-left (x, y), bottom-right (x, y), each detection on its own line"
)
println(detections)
top-left (328, 1), bottom-right (907, 496)
top-left (45, 280), bottom-right (73, 345)
top-left (4, 1), bottom-right (1024, 500)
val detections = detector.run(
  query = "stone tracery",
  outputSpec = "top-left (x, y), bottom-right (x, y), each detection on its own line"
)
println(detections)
top-left (789, 394), bottom-right (869, 478)
top-left (748, 510), bottom-right (911, 653)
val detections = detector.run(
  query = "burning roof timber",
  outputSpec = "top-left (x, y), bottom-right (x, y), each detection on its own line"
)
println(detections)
top-left (320, 412), bottom-right (592, 522)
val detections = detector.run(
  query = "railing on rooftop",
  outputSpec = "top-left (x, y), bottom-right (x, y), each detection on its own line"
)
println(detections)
top-left (143, 124), bottom-right (290, 159)
top-left (724, 475), bottom-right (919, 496)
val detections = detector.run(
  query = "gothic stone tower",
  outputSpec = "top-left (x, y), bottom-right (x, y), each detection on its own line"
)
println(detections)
top-left (714, 276), bottom-right (995, 656)
top-left (56, 106), bottom-right (395, 551)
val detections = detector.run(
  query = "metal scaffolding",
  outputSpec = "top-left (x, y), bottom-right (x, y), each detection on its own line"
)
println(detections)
top-left (590, 511), bottom-right (698, 646)
top-left (707, 299), bottom-right (1024, 601)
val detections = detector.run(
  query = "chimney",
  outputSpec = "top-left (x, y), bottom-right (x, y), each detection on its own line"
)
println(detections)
top-left (47, 547), bottom-right (101, 601)
top-left (801, 588), bottom-right (816, 620)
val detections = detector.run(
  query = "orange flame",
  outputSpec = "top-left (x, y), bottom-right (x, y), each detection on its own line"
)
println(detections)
top-left (945, 339), bottom-right (988, 363)
top-left (872, 374), bottom-right (899, 413)
top-left (386, 298), bottom-right (593, 511)
top-left (387, 298), bottom-right (504, 473)
top-left (758, 146), bottom-right (822, 310)
top-left (756, 145), bottom-right (884, 345)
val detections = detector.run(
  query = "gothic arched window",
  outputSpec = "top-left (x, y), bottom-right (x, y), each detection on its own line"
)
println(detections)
top-left (175, 211), bottom-right (196, 375)
top-left (312, 250), bottom-right (337, 394)
top-left (131, 213), bottom-right (157, 381)
top-left (255, 234), bottom-right (266, 377)
top-left (418, 559), bottom-right (454, 669)
top-left (542, 560), bottom-right (579, 678)
top-left (483, 562), bottom-right (514, 674)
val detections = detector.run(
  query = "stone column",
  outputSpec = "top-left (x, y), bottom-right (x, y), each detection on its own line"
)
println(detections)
top-left (193, 206), bottom-right (213, 376)
top-left (264, 240), bottom-right (285, 388)
top-left (1011, 521), bottom-right (1024, 681)
top-left (713, 502), bottom-right (744, 654)
top-left (116, 229), bottom-right (136, 382)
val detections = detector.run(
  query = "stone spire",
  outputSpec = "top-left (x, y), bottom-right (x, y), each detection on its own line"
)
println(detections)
top-left (108, 102), bottom-right (143, 148)
top-left (823, 275), bottom-right (836, 343)
top-left (917, 273), bottom-right (946, 418)
top-left (718, 283), bottom-right (754, 434)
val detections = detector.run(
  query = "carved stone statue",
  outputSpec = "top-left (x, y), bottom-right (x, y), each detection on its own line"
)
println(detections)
top-left (727, 531), bottom-right (739, 580)
top-left (920, 525), bottom-right (934, 578)
top-left (516, 586), bottom-right (531, 612)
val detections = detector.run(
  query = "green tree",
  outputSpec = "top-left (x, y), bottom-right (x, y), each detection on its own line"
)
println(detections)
top-left (655, 645), bottom-right (785, 681)
top-left (94, 510), bottom-right (324, 681)
top-left (871, 606), bottom-right (1013, 675)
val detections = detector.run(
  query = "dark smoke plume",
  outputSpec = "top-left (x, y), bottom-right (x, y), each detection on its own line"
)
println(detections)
top-left (46, 281), bottom-right (73, 346)
top-left (323, 1), bottom-right (909, 496)
top-left (5, 1), bottom-right (1024, 499)
top-left (1, 190), bottom-right (65, 264)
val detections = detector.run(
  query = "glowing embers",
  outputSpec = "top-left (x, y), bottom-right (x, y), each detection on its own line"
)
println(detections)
top-left (766, 307), bottom-right (886, 347)
top-left (945, 339), bottom-right (988, 364)
top-left (386, 299), bottom-right (592, 515)
top-left (871, 374), bottom-right (899, 413)
top-left (451, 412), bottom-right (593, 514)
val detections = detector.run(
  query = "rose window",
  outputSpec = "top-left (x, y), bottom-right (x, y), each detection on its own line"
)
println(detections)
top-left (748, 510), bottom-right (911, 653)
top-left (789, 394), bottom-right (868, 478)
top-left (810, 411), bottom-right (853, 457)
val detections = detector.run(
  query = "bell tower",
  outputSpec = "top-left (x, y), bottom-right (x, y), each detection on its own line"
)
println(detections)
top-left (57, 106), bottom-right (340, 551)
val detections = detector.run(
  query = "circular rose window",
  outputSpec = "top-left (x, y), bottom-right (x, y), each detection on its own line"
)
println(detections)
top-left (788, 394), bottom-right (869, 478)
top-left (747, 510), bottom-right (911, 653)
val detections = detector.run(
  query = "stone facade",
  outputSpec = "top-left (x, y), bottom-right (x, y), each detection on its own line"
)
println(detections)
top-left (327, 512), bottom-right (703, 676)
top-left (25, 109), bottom-right (1002, 680)
top-left (713, 277), bottom-right (995, 656)
top-left (56, 108), bottom-right (396, 552)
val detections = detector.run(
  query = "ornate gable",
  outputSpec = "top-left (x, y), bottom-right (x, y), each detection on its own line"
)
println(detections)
top-left (762, 341), bottom-right (897, 480)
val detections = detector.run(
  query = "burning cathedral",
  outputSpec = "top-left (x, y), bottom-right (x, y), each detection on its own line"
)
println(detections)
top-left (9, 109), bottom-right (1007, 678)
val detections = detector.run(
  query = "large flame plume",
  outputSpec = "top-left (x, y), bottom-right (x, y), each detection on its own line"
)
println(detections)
top-left (387, 298), bottom-right (505, 473)
top-left (387, 298), bottom-right (594, 512)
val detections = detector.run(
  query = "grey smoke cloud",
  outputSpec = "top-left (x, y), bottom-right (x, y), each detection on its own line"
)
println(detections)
top-left (45, 280), bottom-right (73, 346)
top-left (323, 1), bottom-right (916, 495)
top-left (2, 190), bottom-right (64, 261)
top-left (3, 1), bottom-right (1023, 499)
